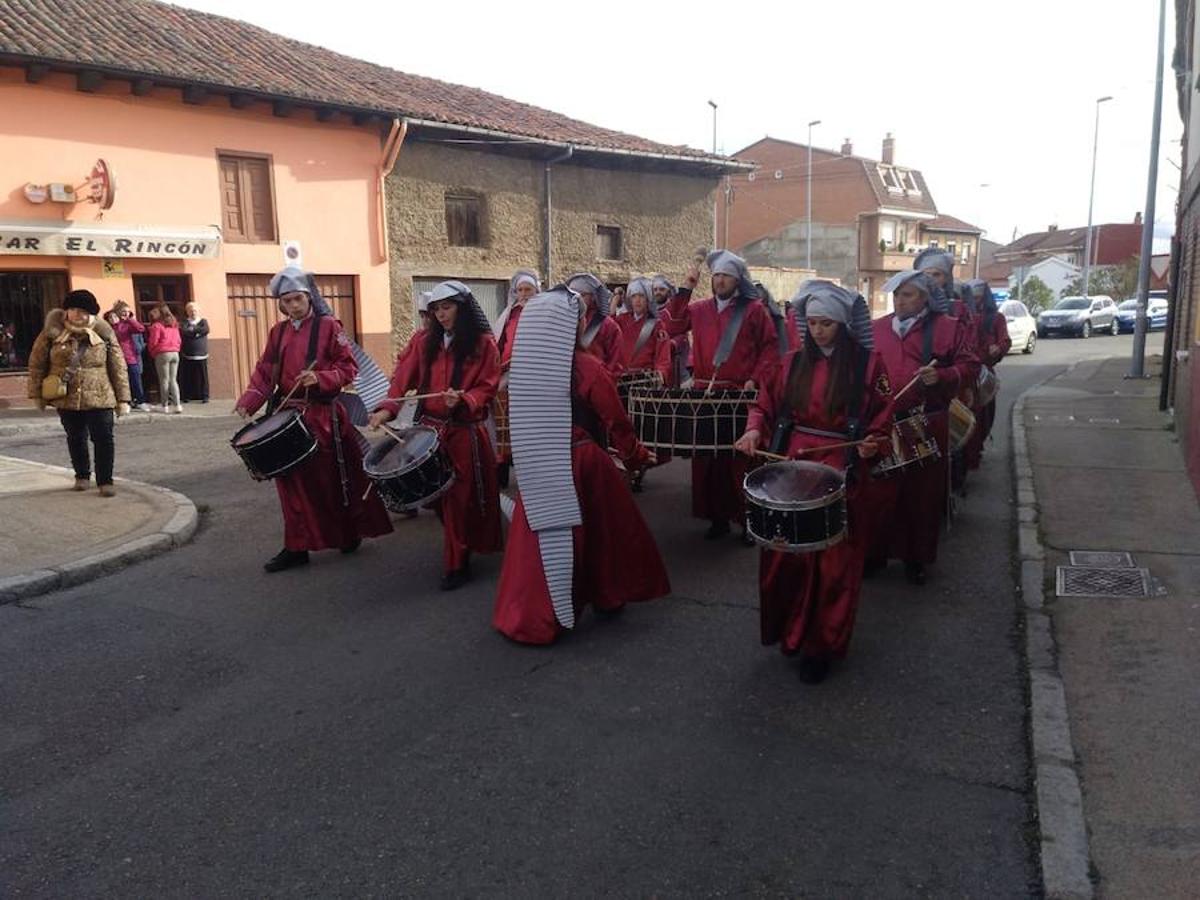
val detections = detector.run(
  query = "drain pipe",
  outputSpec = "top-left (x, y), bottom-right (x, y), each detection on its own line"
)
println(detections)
top-left (542, 144), bottom-right (574, 283)
top-left (377, 117), bottom-right (408, 264)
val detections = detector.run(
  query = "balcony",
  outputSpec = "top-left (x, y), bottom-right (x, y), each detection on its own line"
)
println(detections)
top-left (861, 244), bottom-right (920, 273)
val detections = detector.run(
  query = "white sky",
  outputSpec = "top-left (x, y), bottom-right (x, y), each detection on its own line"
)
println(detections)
top-left (178, 0), bottom-right (1181, 250)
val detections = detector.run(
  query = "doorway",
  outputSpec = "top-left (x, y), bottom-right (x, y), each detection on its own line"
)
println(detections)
top-left (132, 275), bottom-right (192, 401)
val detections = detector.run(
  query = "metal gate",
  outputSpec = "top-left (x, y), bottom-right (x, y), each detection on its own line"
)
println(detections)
top-left (412, 277), bottom-right (507, 327)
top-left (227, 274), bottom-right (358, 395)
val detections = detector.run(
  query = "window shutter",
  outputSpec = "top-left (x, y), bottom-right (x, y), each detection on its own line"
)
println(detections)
top-left (243, 158), bottom-right (276, 243)
top-left (219, 157), bottom-right (246, 240)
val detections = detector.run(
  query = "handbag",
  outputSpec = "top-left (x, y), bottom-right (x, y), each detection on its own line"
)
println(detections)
top-left (41, 339), bottom-right (89, 401)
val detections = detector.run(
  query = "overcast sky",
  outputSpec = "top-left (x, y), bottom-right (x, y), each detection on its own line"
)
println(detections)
top-left (180, 0), bottom-right (1180, 250)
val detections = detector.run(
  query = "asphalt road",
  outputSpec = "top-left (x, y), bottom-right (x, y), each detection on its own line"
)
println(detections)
top-left (0, 332), bottom-right (1162, 897)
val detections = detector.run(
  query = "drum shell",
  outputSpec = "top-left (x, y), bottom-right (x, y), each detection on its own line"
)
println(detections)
top-left (231, 410), bottom-right (318, 481)
top-left (363, 426), bottom-right (455, 512)
top-left (871, 412), bottom-right (941, 479)
top-left (976, 367), bottom-right (999, 407)
top-left (626, 386), bottom-right (754, 458)
top-left (743, 461), bottom-right (848, 553)
top-left (948, 399), bottom-right (976, 452)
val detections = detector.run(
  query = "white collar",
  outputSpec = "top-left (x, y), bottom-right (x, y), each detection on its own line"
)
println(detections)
top-left (715, 296), bottom-right (734, 313)
top-left (892, 308), bottom-right (929, 338)
top-left (443, 331), bottom-right (454, 348)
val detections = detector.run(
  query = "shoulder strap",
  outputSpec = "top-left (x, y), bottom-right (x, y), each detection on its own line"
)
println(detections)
top-left (631, 317), bottom-right (658, 360)
top-left (922, 311), bottom-right (939, 364)
top-left (580, 312), bottom-right (603, 349)
top-left (712, 300), bottom-right (750, 370)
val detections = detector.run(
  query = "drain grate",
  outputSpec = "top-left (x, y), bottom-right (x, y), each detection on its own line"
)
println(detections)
top-left (1056, 566), bottom-right (1152, 598)
top-left (1069, 550), bottom-right (1135, 567)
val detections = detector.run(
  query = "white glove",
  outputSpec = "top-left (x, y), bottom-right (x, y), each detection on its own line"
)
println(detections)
top-left (116, 402), bottom-right (130, 418)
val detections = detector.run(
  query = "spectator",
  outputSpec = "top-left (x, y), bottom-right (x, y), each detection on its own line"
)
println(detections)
top-left (110, 300), bottom-right (150, 410)
top-left (179, 301), bottom-right (210, 403)
top-left (147, 303), bottom-right (182, 413)
top-left (26, 289), bottom-right (131, 497)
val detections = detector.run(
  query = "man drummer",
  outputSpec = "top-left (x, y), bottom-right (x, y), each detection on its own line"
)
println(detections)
top-left (653, 273), bottom-right (689, 385)
top-left (235, 267), bottom-right (393, 572)
top-left (868, 270), bottom-right (979, 585)
top-left (663, 250), bottom-right (781, 541)
top-left (493, 270), bottom-right (540, 487)
top-left (567, 273), bottom-right (624, 377)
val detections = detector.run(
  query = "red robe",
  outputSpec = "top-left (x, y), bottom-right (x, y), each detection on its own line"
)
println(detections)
top-left (582, 311), bottom-right (624, 377)
top-left (496, 306), bottom-right (523, 371)
top-left (377, 333), bottom-right (503, 573)
top-left (665, 289), bottom-right (783, 523)
top-left (492, 352), bottom-right (671, 644)
top-left (964, 311), bottom-right (1011, 469)
top-left (870, 312), bottom-right (980, 564)
top-left (746, 348), bottom-right (894, 658)
top-left (237, 315), bottom-right (393, 552)
top-left (616, 313), bottom-right (673, 384)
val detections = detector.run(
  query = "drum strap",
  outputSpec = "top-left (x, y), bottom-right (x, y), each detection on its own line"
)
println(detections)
top-left (767, 352), bottom-right (802, 455)
top-left (580, 312), bottom-right (603, 349)
top-left (631, 316), bottom-right (658, 361)
top-left (712, 299), bottom-right (749, 372)
top-left (330, 399), bottom-right (350, 508)
top-left (842, 346), bottom-right (870, 475)
top-left (922, 312), bottom-right (939, 364)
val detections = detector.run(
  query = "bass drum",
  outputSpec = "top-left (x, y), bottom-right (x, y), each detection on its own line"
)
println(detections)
top-left (363, 425), bottom-right (454, 513)
top-left (743, 460), bottom-right (847, 553)
top-left (231, 409), bottom-right (318, 481)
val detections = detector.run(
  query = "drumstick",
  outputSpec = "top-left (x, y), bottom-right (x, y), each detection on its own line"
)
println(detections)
top-left (792, 438), bottom-right (871, 455)
top-left (383, 391), bottom-right (452, 403)
top-left (277, 362), bottom-right (318, 407)
top-left (892, 371), bottom-right (926, 403)
top-left (754, 449), bottom-right (789, 461)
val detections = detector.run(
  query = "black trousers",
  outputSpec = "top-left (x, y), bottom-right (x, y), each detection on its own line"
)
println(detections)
top-left (58, 409), bottom-right (115, 485)
top-left (179, 357), bottom-right (209, 401)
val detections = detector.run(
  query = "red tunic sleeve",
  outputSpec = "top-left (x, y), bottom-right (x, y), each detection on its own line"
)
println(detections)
top-left (651, 324), bottom-right (672, 384)
top-left (459, 337), bottom-right (500, 417)
top-left (313, 318), bottom-right (357, 395)
top-left (377, 333), bottom-right (426, 417)
top-left (662, 288), bottom-right (694, 337)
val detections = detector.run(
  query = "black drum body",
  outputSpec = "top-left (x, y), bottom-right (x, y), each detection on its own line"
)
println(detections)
top-left (231, 409), bottom-right (318, 481)
top-left (626, 386), bottom-right (754, 458)
top-left (743, 461), bottom-right (847, 553)
top-left (363, 425), bottom-right (454, 512)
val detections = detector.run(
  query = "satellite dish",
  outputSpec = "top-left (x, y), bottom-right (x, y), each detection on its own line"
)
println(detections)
top-left (774, 170), bottom-right (783, 180)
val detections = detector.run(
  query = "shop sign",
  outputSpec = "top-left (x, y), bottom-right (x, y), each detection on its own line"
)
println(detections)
top-left (0, 222), bottom-right (221, 259)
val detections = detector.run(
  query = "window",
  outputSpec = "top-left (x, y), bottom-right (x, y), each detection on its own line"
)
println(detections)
top-left (947, 241), bottom-right (957, 260)
top-left (961, 242), bottom-right (971, 263)
top-left (879, 219), bottom-right (897, 247)
top-left (218, 153), bottom-right (277, 243)
top-left (445, 194), bottom-right (483, 247)
top-left (0, 271), bottom-right (67, 371)
top-left (900, 169), bottom-right (921, 194)
top-left (877, 165), bottom-right (903, 192)
top-left (413, 277), bottom-right (506, 326)
top-left (596, 225), bottom-right (622, 260)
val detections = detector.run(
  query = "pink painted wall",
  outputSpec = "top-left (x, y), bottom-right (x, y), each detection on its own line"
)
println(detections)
top-left (0, 66), bottom-right (392, 399)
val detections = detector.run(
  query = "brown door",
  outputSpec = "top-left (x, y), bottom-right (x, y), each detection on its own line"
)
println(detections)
top-left (226, 274), bottom-right (358, 396)
top-left (132, 275), bottom-right (192, 401)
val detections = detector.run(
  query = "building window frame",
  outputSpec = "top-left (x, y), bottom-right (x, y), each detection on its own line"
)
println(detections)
top-left (216, 150), bottom-right (279, 244)
top-left (0, 269), bottom-right (69, 373)
top-left (595, 224), bottom-right (623, 261)
top-left (444, 192), bottom-right (485, 248)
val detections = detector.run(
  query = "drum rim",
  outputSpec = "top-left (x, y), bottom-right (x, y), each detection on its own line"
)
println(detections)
top-left (230, 408), bottom-right (306, 450)
top-left (742, 461), bottom-right (846, 511)
top-left (746, 526), bottom-right (847, 554)
top-left (365, 424), bottom-right (439, 476)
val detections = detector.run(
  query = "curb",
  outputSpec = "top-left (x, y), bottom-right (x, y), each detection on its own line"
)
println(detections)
top-left (0, 409), bottom-right (236, 438)
top-left (0, 457), bottom-right (198, 604)
top-left (1011, 367), bottom-right (1094, 900)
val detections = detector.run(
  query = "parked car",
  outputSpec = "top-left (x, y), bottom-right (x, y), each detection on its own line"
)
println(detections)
top-left (1037, 295), bottom-right (1118, 338)
top-left (999, 300), bottom-right (1037, 354)
top-left (1114, 291), bottom-right (1169, 333)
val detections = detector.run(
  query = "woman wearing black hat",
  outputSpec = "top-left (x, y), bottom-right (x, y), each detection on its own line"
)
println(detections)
top-left (26, 289), bottom-right (131, 496)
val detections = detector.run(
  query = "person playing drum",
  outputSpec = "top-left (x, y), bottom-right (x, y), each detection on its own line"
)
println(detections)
top-left (616, 277), bottom-right (673, 385)
top-left (235, 267), bottom-right (393, 572)
top-left (960, 279), bottom-right (1011, 470)
top-left (653, 273), bottom-right (690, 386)
top-left (492, 285), bottom-right (670, 645)
top-left (733, 282), bottom-right (893, 684)
top-left (868, 270), bottom-right (980, 585)
top-left (663, 250), bottom-right (781, 541)
top-left (368, 281), bottom-right (503, 591)
top-left (567, 273), bottom-right (625, 378)
top-left (493, 270), bottom-right (540, 487)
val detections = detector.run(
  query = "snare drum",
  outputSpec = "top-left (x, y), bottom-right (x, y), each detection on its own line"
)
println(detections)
top-left (976, 367), bottom-right (999, 407)
top-left (743, 461), bottom-right (847, 553)
top-left (871, 412), bottom-right (941, 478)
top-left (626, 386), bottom-right (755, 457)
top-left (949, 398), bottom-right (976, 452)
top-left (363, 425), bottom-right (454, 512)
top-left (231, 408), bottom-right (318, 481)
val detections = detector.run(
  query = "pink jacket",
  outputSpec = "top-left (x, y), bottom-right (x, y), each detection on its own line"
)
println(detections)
top-left (112, 317), bottom-right (145, 365)
top-left (147, 321), bottom-right (182, 357)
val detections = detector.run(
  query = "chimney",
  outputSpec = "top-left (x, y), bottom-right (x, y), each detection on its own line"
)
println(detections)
top-left (881, 132), bottom-right (895, 165)
top-left (1047, 224), bottom-right (1058, 232)
top-left (1134, 211), bottom-right (1143, 225)
top-left (841, 138), bottom-right (853, 157)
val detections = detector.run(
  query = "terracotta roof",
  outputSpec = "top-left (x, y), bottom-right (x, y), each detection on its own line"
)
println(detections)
top-left (0, 0), bottom-right (730, 167)
top-left (859, 159), bottom-right (937, 215)
top-left (995, 223), bottom-right (1142, 266)
top-left (924, 213), bottom-right (983, 234)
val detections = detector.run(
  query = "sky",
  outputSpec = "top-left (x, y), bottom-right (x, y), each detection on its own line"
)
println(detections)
top-left (178, 0), bottom-right (1181, 250)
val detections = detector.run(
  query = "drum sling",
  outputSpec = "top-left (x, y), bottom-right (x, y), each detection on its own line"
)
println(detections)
top-left (630, 316), bottom-right (658, 361)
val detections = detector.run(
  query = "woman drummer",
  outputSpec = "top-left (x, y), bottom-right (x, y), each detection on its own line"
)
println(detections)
top-left (369, 281), bottom-right (503, 591)
top-left (235, 267), bottom-right (393, 572)
top-left (493, 270), bottom-right (540, 486)
top-left (492, 285), bottom-right (670, 645)
top-left (616, 276), bottom-right (672, 385)
top-left (961, 279), bottom-right (1011, 470)
top-left (734, 282), bottom-right (893, 684)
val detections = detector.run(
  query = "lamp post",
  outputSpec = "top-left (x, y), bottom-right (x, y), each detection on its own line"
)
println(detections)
top-left (807, 119), bottom-right (821, 271)
top-left (708, 100), bottom-right (719, 247)
top-left (708, 100), bottom-right (718, 154)
top-left (1082, 95), bottom-right (1113, 298)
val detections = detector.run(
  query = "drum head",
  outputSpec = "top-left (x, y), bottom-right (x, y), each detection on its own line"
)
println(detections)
top-left (234, 409), bottom-right (297, 446)
top-left (367, 426), bottom-right (438, 474)
top-left (744, 461), bottom-right (844, 510)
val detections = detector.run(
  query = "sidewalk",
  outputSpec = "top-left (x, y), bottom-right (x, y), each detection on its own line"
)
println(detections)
top-left (0, 401), bottom-right (235, 438)
top-left (1021, 355), bottom-right (1200, 898)
top-left (0, 455), bottom-right (197, 603)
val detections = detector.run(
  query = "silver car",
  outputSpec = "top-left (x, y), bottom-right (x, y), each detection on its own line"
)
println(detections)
top-left (1037, 295), bottom-right (1118, 338)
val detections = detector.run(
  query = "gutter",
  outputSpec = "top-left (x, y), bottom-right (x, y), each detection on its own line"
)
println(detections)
top-left (377, 117), bottom-right (408, 264)
top-left (543, 145), bottom-right (575, 283)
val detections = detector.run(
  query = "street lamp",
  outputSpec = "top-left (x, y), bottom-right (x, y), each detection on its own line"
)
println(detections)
top-left (708, 100), bottom-right (718, 154)
top-left (708, 100), bottom-right (719, 246)
top-left (807, 119), bottom-right (821, 271)
top-left (1082, 96), bottom-right (1113, 298)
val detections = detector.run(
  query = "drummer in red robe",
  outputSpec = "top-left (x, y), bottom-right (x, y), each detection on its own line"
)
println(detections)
top-left (492, 270), bottom-right (540, 487)
top-left (664, 250), bottom-right (782, 541)
top-left (961, 279), bottom-right (1011, 470)
top-left (869, 270), bottom-right (980, 585)
top-left (493, 285), bottom-right (670, 645)
top-left (616, 276), bottom-right (673, 384)
top-left (568, 273), bottom-right (625, 377)
top-left (235, 267), bottom-right (393, 572)
top-left (734, 282), bottom-right (893, 683)
top-left (654, 273), bottom-right (690, 385)
top-left (369, 281), bottom-right (503, 590)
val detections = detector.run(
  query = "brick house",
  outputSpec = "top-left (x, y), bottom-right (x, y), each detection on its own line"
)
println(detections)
top-left (992, 219), bottom-right (1145, 270)
top-left (720, 134), bottom-right (981, 314)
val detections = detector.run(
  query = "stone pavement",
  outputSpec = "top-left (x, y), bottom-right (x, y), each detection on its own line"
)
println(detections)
top-left (1022, 354), bottom-right (1200, 898)
top-left (0, 455), bottom-right (197, 603)
top-left (0, 400), bottom-right (235, 437)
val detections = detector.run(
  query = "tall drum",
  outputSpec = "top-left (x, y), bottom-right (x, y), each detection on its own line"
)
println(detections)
top-left (625, 386), bottom-right (755, 457)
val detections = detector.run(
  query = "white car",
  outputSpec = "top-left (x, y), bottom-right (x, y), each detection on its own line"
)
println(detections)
top-left (1000, 300), bottom-right (1036, 354)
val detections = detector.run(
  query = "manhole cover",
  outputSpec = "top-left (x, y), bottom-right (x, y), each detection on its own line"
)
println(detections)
top-left (1069, 550), bottom-right (1135, 567)
top-left (1056, 566), bottom-right (1152, 598)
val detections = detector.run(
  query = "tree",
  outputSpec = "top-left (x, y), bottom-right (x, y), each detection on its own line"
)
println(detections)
top-left (1012, 275), bottom-right (1054, 315)
top-left (1061, 257), bottom-right (1139, 300)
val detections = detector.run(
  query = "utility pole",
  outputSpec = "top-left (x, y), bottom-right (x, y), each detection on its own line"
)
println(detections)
top-left (709, 100), bottom-right (719, 249)
top-left (806, 119), bottom-right (821, 271)
top-left (1131, 0), bottom-right (1167, 378)
top-left (1082, 95), bottom-right (1113, 297)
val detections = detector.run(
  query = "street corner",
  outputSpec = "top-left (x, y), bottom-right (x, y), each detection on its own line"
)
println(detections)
top-left (0, 454), bottom-right (197, 603)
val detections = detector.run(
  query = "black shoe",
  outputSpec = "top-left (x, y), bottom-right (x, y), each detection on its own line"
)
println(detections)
top-left (797, 656), bottom-right (831, 685)
top-left (439, 567), bottom-right (472, 591)
top-left (264, 548), bottom-right (309, 573)
top-left (704, 520), bottom-right (731, 540)
top-left (863, 558), bottom-right (886, 579)
top-left (340, 538), bottom-right (362, 555)
top-left (904, 562), bottom-right (927, 586)
top-left (497, 463), bottom-right (511, 489)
